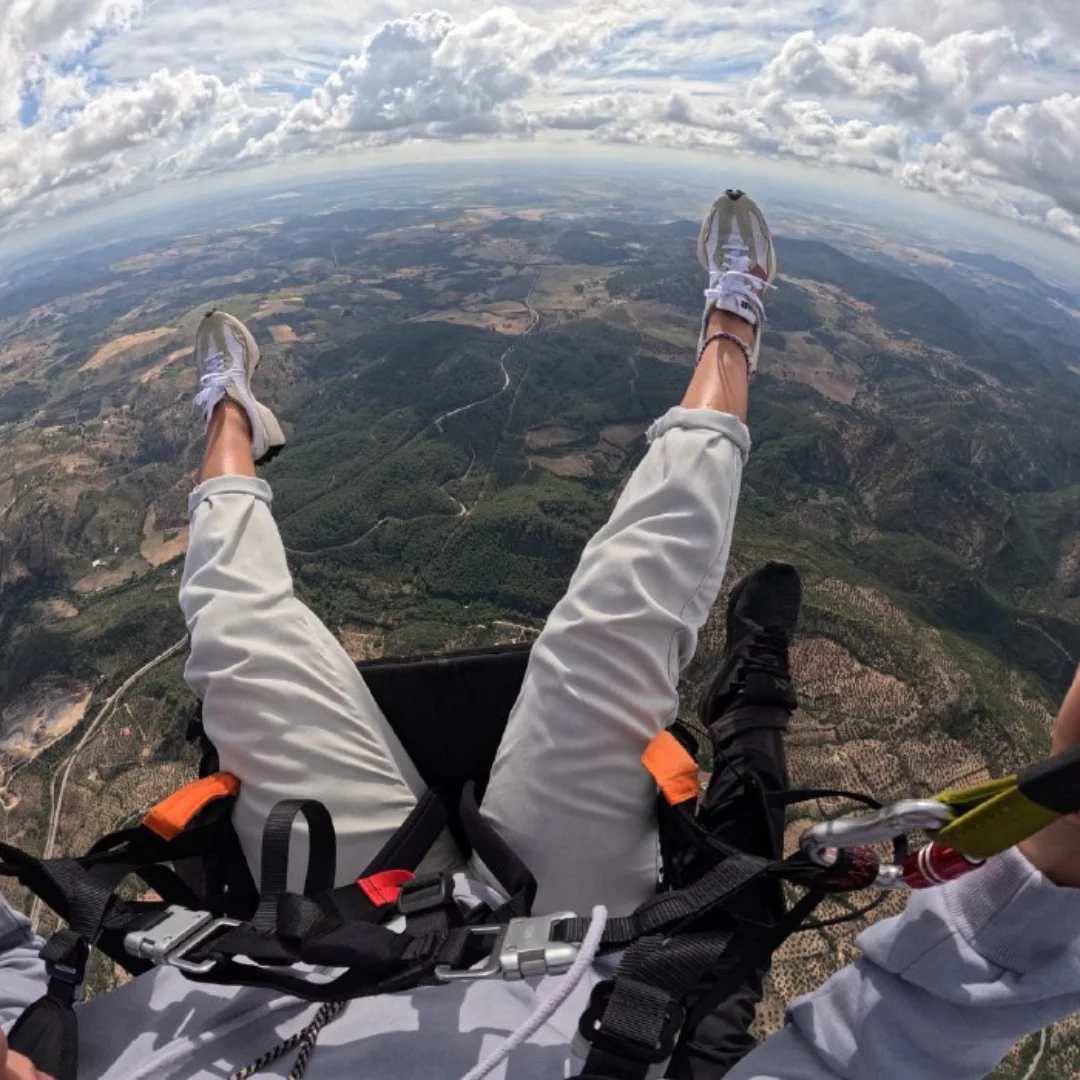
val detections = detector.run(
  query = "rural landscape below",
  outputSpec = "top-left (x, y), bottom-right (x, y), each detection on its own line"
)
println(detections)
top-left (2, 163), bottom-right (1080, 1077)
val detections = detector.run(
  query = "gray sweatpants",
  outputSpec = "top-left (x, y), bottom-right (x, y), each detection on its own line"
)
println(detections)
top-left (180, 406), bottom-right (749, 917)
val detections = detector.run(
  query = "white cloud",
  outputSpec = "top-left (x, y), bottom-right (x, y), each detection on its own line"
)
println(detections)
top-left (754, 27), bottom-right (1020, 125)
top-left (902, 94), bottom-right (1080, 243)
top-left (972, 95), bottom-right (1080, 217)
top-left (539, 95), bottom-right (625, 130)
top-left (1, 0), bottom-right (142, 59)
top-left (861, 0), bottom-right (1080, 46)
top-left (2, 0), bottom-right (1080, 246)
top-left (0, 6), bottom-right (554, 228)
top-left (0, 69), bottom-right (236, 224)
top-left (0, 0), bottom-right (144, 124)
top-left (573, 90), bottom-right (910, 176)
top-left (231, 7), bottom-right (547, 163)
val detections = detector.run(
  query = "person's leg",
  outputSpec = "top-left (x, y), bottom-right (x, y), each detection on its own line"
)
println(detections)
top-left (182, 312), bottom-right (460, 890)
top-left (669, 720), bottom-right (787, 1079)
top-left (694, 560), bottom-right (802, 855)
top-left (475, 191), bottom-right (775, 916)
top-left (670, 562), bottom-right (802, 1077)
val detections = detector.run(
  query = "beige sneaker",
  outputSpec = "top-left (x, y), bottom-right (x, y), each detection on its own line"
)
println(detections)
top-left (696, 190), bottom-right (776, 371)
top-left (193, 310), bottom-right (285, 463)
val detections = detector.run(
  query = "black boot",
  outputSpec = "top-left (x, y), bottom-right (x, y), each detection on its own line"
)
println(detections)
top-left (699, 560), bottom-right (801, 842)
top-left (699, 560), bottom-right (801, 724)
top-left (670, 563), bottom-right (803, 1080)
top-left (691, 560), bottom-right (802, 879)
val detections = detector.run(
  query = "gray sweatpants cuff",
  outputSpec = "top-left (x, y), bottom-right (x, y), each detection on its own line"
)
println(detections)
top-left (188, 475), bottom-right (273, 518)
top-left (648, 406), bottom-right (752, 462)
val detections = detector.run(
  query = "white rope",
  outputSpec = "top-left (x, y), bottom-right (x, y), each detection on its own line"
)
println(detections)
top-left (123, 995), bottom-right (305, 1080)
top-left (459, 905), bottom-right (609, 1080)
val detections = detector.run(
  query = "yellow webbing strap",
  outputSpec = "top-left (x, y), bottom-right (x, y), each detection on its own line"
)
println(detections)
top-left (932, 776), bottom-right (1061, 860)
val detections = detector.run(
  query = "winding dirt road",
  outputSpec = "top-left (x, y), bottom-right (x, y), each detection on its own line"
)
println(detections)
top-left (1021, 1029), bottom-right (1047, 1080)
top-left (428, 271), bottom-right (540, 433)
top-left (284, 274), bottom-right (541, 558)
top-left (30, 636), bottom-right (189, 932)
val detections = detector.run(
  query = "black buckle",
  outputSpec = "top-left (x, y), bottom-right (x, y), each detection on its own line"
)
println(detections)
top-left (42, 931), bottom-right (89, 1003)
top-left (45, 959), bottom-right (83, 986)
top-left (398, 873), bottom-right (454, 915)
top-left (577, 980), bottom-right (685, 1068)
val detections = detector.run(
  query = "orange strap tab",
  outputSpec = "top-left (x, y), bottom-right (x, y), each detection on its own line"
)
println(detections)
top-left (143, 772), bottom-right (241, 841)
top-left (642, 730), bottom-right (699, 806)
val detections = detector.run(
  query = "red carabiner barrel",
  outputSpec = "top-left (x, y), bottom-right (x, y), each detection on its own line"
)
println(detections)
top-left (902, 843), bottom-right (984, 889)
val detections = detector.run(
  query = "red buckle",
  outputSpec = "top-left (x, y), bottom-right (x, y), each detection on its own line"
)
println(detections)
top-left (357, 869), bottom-right (415, 906)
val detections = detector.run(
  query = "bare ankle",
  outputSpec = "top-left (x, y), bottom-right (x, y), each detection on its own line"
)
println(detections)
top-left (209, 399), bottom-right (254, 441)
top-left (707, 309), bottom-right (757, 350)
top-left (201, 400), bottom-right (257, 481)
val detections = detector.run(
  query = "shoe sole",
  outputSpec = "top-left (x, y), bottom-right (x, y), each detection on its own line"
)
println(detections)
top-left (724, 568), bottom-right (754, 647)
top-left (254, 402), bottom-right (286, 464)
top-left (223, 315), bottom-right (287, 461)
top-left (696, 572), bottom-right (753, 729)
top-left (696, 190), bottom-right (777, 283)
top-left (726, 561), bottom-right (803, 643)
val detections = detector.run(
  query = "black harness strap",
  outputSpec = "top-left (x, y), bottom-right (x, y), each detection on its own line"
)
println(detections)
top-left (579, 934), bottom-right (733, 1079)
top-left (1, 755), bottom-right (892, 1080)
top-left (163, 792), bottom-right (478, 996)
top-left (176, 920), bottom-right (478, 1001)
top-left (358, 787), bottom-right (449, 877)
top-left (0, 791), bottom-right (263, 1080)
top-left (130, 863), bottom-right (203, 909)
top-left (568, 853), bottom-right (778, 1080)
top-left (253, 799), bottom-right (336, 934)
top-left (6, 972), bottom-right (81, 1080)
top-left (459, 781), bottom-right (536, 917)
top-left (26, 782), bottom-right (534, 1010)
top-left (555, 852), bottom-right (771, 954)
top-left (7, 857), bottom-right (117, 1080)
top-left (568, 752), bottom-right (888, 1079)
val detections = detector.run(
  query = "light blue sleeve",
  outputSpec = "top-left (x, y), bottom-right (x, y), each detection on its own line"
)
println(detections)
top-left (727, 847), bottom-right (1080, 1079)
top-left (0, 895), bottom-right (47, 1031)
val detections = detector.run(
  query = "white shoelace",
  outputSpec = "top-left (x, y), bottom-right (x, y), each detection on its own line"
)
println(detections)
top-left (193, 348), bottom-right (243, 421)
top-left (459, 904), bottom-right (610, 1080)
top-left (704, 232), bottom-right (770, 326)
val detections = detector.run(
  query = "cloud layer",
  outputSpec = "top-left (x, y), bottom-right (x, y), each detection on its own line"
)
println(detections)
top-left (3, 0), bottom-right (1079, 242)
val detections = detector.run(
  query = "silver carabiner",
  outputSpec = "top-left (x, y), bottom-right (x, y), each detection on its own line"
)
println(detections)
top-left (800, 799), bottom-right (954, 873)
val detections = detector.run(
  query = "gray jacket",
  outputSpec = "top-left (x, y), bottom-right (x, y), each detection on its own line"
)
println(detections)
top-left (2, 847), bottom-right (1078, 1078)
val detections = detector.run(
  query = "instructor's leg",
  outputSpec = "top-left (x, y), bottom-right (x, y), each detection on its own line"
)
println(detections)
top-left (672, 562), bottom-right (802, 1077)
top-left (182, 397), bottom-right (460, 889)
top-left (476, 304), bottom-right (757, 916)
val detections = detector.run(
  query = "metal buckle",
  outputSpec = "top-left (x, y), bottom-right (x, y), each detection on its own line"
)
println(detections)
top-left (124, 905), bottom-right (241, 975)
top-left (434, 925), bottom-right (505, 982)
top-left (434, 912), bottom-right (580, 982)
top-left (500, 912), bottom-right (580, 980)
top-left (801, 799), bottom-right (954, 889)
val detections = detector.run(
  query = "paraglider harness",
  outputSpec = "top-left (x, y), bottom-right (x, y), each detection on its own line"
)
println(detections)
top-left (5, 643), bottom-right (1080, 1080)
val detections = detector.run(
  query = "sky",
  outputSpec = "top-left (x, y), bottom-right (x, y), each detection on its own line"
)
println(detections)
top-left (3, 0), bottom-right (1080, 248)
